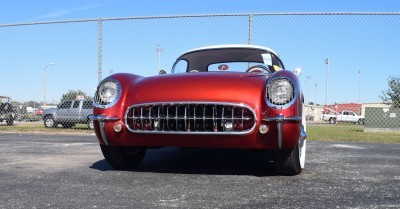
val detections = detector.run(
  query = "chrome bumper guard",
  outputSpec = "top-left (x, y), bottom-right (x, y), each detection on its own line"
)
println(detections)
top-left (263, 114), bottom-right (306, 149)
top-left (89, 115), bottom-right (120, 145)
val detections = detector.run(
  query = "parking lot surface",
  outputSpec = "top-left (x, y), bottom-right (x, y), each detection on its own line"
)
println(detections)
top-left (0, 133), bottom-right (399, 208)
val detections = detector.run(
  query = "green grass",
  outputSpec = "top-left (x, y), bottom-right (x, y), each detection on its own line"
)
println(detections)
top-left (307, 125), bottom-right (400, 143)
top-left (1, 122), bottom-right (400, 143)
top-left (0, 123), bottom-right (94, 135)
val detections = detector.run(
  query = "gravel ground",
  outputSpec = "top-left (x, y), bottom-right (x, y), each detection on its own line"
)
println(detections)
top-left (0, 133), bottom-right (399, 208)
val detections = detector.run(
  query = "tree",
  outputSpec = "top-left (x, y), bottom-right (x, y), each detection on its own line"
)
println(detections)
top-left (380, 76), bottom-right (400, 108)
top-left (60, 90), bottom-right (92, 103)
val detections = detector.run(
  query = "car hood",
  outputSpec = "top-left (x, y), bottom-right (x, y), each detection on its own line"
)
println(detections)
top-left (125, 72), bottom-right (268, 106)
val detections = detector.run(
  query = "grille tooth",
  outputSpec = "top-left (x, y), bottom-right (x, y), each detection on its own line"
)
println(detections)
top-left (125, 102), bottom-right (256, 135)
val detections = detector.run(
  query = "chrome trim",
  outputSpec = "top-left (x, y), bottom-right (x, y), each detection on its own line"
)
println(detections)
top-left (90, 114), bottom-right (120, 146)
top-left (266, 76), bottom-right (297, 109)
top-left (124, 102), bottom-right (257, 135)
top-left (263, 116), bottom-right (302, 123)
top-left (99, 121), bottom-right (109, 145)
top-left (90, 114), bottom-right (120, 122)
top-left (277, 114), bottom-right (284, 149)
top-left (263, 114), bottom-right (302, 149)
top-left (93, 78), bottom-right (122, 109)
top-left (299, 125), bottom-right (307, 142)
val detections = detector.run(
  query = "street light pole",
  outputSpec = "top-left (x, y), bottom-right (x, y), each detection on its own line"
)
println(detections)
top-left (155, 45), bottom-right (164, 72)
top-left (324, 58), bottom-right (329, 106)
top-left (358, 69), bottom-right (361, 103)
top-left (314, 83), bottom-right (318, 105)
top-left (43, 62), bottom-right (54, 108)
top-left (306, 76), bottom-right (311, 104)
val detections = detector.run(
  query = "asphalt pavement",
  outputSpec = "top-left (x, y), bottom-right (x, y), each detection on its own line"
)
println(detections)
top-left (0, 133), bottom-right (399, 208)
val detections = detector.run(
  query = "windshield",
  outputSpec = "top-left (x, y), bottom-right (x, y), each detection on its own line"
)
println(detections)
top-left (172, 47), bottom-right (284, 74)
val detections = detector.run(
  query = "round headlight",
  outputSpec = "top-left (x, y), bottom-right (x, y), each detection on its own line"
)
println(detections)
top-left (267, 78), bottom-right (295, 105)
top-left (94, 78), bottom-right (121, 108)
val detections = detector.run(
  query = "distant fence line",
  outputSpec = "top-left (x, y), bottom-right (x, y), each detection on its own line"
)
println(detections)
top-left (2, 12), bottom-right (400, 27)
top-left (1, 12), bottom-right (400, 83)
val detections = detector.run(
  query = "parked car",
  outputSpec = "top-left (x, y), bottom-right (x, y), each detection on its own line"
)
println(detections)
top-left (323, 110), bottom-right (364, 125)
top-left (35, 108), bottom-right (43, 116)
top-left (42, 99), bottom-right (94, 129)
top-left (0, 96), bottom-right (16, 126)
top-left (90, 44), bottom-right (307, 175)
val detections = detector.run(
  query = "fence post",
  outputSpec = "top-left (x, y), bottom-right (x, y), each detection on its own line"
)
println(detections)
top-left (98, 18), bottom-right (103, 83)
top-left (248, 14), bottom-right (253, 45)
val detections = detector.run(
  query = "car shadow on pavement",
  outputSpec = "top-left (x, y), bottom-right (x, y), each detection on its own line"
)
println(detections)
top-left (90, 147), bottom-right (278, 177)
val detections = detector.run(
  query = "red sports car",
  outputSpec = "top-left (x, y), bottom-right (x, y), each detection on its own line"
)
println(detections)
top-left (91, 44), bottom-right (307, 175)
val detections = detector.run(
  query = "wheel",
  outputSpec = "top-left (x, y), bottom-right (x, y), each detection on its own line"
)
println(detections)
top-left (87, 119), bottom-right (94, 130)
top-left (6, 114), bottom-right (14, 126)
top-left (100, 145), bottom-right (146, 170)
top-left (274, 103), bottom-right (307, 175)
top-left (275, 140), bottom-right (307, 175)
top-left (358, 119), bottom-right (364, 125)
top-left (6, 118), bottom-right (14, 126)
top-left (44, 116), bottom-right (57, 128)
top-left (246, 65), bottom-right (272, 74)
top-left (329, 117), bottom-right (336, 124)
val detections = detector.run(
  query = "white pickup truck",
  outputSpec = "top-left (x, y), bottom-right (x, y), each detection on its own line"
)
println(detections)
top-left (323, 110), bottom-right (365, 125)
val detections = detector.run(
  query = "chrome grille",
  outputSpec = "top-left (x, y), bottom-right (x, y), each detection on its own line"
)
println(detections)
top-left (125, 102), bottom-right (256, 135)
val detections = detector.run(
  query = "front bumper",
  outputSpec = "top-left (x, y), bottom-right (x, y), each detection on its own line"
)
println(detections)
top-left (263, 114), bottom-right (307, 149)
top-left (90, 113), bottom-right (306, 150)
top-left (89, 114), bottom-right (120, 145)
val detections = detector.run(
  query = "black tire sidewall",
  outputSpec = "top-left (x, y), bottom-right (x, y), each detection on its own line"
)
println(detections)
top-left (44, 117), bottom-right (56, 128)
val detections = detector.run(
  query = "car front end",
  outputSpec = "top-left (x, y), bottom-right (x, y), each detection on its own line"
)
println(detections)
top-left (91, 44), bottom-right (307, 175)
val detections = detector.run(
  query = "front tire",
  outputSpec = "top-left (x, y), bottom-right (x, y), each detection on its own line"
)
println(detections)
top-left (274, 139), bottom-right (306, 175)
top-left (358, 119), bottom-right (364, 125)
top-left (275, 103), bottom-right (307, 176)
top-left (44, 116), bottom-right (57, 128)
top-left (6, 116), bottom-right (14, 126)
top-left (100, 145), bottom-right (146, 170)
top-left (87, 119), bottom-right (94, 130)
top-left (329, 117), bottom-right (336, 124)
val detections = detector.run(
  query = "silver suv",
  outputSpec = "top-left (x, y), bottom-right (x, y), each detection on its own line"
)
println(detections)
top-left (42, 99), bottom-right (94, 129)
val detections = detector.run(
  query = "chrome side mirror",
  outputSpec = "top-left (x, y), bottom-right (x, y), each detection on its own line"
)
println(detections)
top-left (159, 70), bottom-right (167, 75)
top-left (293, 67), bottom-right (302, 76)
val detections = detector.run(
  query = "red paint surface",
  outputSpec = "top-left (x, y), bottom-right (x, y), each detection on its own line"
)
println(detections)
top-left (94, 71), bottom-right (302, 150)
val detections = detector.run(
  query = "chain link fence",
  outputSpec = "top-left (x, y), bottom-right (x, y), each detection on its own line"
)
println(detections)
top-left (0, 12), bottom-right (399, 134)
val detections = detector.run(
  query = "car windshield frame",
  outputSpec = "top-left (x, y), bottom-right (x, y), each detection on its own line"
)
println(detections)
top-left (171, 47), bottom-right (285, 74)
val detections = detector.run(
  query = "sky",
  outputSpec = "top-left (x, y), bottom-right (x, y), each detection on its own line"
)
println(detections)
top-left (0, 0), bottom-right (399, 24)
top-left (0, 0), bottom-right (399, 105)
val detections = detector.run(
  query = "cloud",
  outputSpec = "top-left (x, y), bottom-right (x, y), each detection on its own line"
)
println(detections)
top-left (35, 4), bottom-right (101, 20)
top-left (40, 9), bottom-right (71, 19)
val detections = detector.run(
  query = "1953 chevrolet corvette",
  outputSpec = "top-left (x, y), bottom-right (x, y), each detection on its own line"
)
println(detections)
top-left (91, 44), bottom-right (307, 175)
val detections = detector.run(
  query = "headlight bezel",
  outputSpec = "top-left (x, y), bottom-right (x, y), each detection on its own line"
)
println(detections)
top-left (266, 77), bottom-right (297, 109)
top-left (94, 78), bottom-right (122, 109)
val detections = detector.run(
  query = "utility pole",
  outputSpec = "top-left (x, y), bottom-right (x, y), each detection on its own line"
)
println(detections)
top-left (306, 76), bottom-right (311, 104)
top-left (248, 14), bottom-right (253, 45)
top-left (98, 18), bottom-right (103, 83)
top-left (43, 62), bottom-right (54, 108)
top-left (155, 45), bottom-right (164, 72)
top-left (358, 69), bottom-right (361, 103)
top-left (314, 83), bottom-right (318, 105)
top-left (324, 58), bottom-right (329, 106)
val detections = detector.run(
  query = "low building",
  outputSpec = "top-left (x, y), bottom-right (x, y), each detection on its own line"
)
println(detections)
top-left (360, 103), bottom-right (391, 117)
top-left (304, 104), bottom-right (324, 121)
